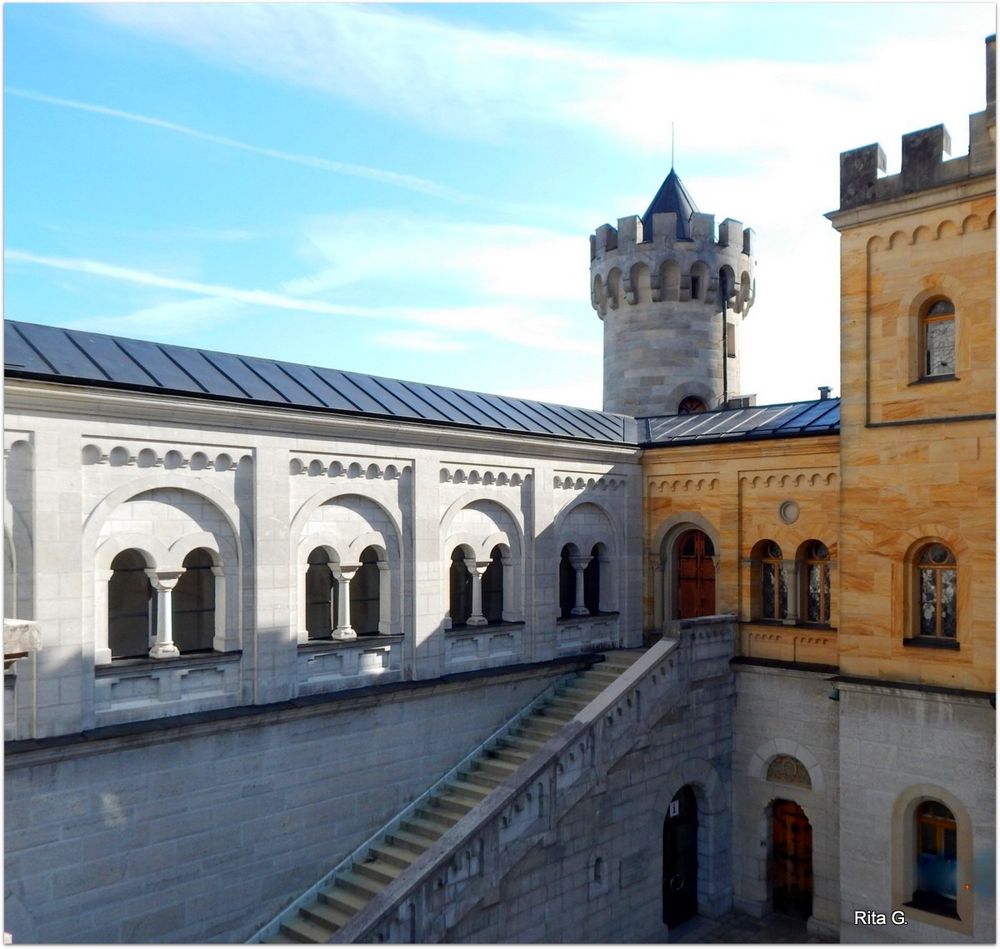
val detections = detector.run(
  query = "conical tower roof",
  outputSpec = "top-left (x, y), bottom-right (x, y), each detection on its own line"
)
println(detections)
top-left (641, 168), bottom-right (698, 240)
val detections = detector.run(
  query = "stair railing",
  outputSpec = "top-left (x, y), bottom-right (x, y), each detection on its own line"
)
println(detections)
top-left (247, 663), bottom-right (596, 943)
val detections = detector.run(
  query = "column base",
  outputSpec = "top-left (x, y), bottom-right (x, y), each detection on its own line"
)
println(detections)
top-left (331, 627), bottom-right (358, 640)
top-left (149, 643), bottom-right (180, 659)
top-left (466, 615), bottom-right (489, 627)
top-left (570, 607), bottom-right (591, 617)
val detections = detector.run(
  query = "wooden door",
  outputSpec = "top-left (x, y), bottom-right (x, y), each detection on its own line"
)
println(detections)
top-left (663, 786), bottom-right (699, 927)
top-left (772, 800), bottom-right (813, 919)
top-left (676, 530), bottom-right (716, 619)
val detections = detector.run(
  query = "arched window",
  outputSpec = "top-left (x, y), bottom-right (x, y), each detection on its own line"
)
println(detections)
top-left (481, 545), bottom-right (504, 624)
top-left (583, 544), bottom-right (602, 613)
top-left (912, 801), bottom-right (958, 917)
top-left (755, 540), bottom-right (787, 620)
top-left (108, 550), bottom-right (156, 659)
top-left (449, 547), bottom-right (473, 627)
top-left (350, 547), bottom-right (381, 635)
top-left (802, 541), bottom-right (831, 624)
top-left (916, 544), bottom-right (957, 639)
top-left (921, 298), bottom-right (955, 378)
top-left (305, 547), bottom-right (337, 639)
top-left (678, 396), bottom-right (707, 415)
top-left (559, 544), bottom-right (576, 619)
top-left (172, 548), bottom-right (216, 653)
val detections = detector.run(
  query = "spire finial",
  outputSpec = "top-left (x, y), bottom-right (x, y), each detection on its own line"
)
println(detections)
top-left (671, 121), bottom-right (675, 169)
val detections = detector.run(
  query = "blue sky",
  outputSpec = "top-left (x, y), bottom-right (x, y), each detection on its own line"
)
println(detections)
top-left (4, 3), bottom-right (995, 410)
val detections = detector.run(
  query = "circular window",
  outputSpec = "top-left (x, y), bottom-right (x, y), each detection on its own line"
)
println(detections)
top-left (778, 500), bottom-right (800, 524)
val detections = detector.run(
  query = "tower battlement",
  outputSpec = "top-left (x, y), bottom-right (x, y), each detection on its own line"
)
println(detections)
top-left (838, 35), bottom-right (995, 212)
top-left (590, 168), bottom-right (757, 418)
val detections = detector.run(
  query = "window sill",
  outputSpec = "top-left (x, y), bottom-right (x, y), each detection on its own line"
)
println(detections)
top-left (903, 637), bottom-right (960, 651)
top-left (556, 611), bottom-right (620, 624)
top-left (904, 896), bottom-right (960, 920)
top-left (909, 373), bottom-right (959, 386)
top-left (447, 620), bottom-right (525, 634)
top-left (96, 650), bottom-right (242, 675)
top-left (300, 633), bottom-right (403, 650)
top-left (742, 619), bottom-right (837, 631)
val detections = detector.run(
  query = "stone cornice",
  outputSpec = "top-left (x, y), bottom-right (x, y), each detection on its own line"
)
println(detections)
top-left (4, 380), bottom-right (642, 465)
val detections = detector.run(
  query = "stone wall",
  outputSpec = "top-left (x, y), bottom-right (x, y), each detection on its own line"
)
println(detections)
top-left (439, 617), bottom-right (736, 944)
top-left (3, 666), bottom-right (574, 944)
top-left (837, 682), bottom-right (995, 944)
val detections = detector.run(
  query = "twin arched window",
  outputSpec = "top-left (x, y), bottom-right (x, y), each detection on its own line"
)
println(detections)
top-left (448, 545), bottom-right (505, 627)
top-left (108, 547), bottom-right (217, 659)
top-left (559, 544), bottom-right (606, 619)
top-left (304, 545), bottom-right (383, 639)
top-left (752, 539), bottom-right (832, 625)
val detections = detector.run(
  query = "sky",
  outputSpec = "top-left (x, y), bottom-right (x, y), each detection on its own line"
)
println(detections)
top-left (3, 2), bottom-right (996, 411)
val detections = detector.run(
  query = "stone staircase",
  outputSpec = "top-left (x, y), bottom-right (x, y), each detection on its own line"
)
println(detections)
top-left (256, 651), bottom-right (643, 944)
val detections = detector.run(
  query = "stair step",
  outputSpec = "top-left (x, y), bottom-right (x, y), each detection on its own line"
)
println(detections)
top-left (337, 868), bottom-right (386, 900)
top-left (474, 759), bottom-right (520, 780)
top-left (387, 827), bottom-right (437, 854)
top-left (491, 747), bottom-right (534, 767)
top-left (429, 794), bottom-right (474, 817)
top-left (533, 707), bottom-right (575, 722)
top-left (262, 934), bottom-right (297, 944)
top-left (319, 883), bottom-right (370, 915)
top-left (446, 778), bottom-right (491, 800)
top-left (368, 841), bottom-right (419, 869)
top-left (459, 769), bottom-right (502, 790)
top-left (415, 807), bottom-right (460, 830)
top-left (301, 899), bottom-right (352, 931)
top-left (398, 816), bottom-right (448, 840)
top-left (280, 915), bottom-right (335, 943)
top-left (353, 857), bottom-right (405, 885)
top-left (497, 733), bottom-right (545, 751)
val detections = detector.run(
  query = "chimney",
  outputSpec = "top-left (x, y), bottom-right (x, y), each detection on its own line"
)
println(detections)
top-left (987, 34), bottom-right (996, 115)
top-left (818, 386), bottom-right (832, 400)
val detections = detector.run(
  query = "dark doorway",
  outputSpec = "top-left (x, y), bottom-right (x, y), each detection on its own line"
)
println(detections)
top-left (772, 800), bottom-right (813, 919)
top-left (663, 785), bottom-right (699, 927)
top-left (676, 530), bottom-right (716, 619)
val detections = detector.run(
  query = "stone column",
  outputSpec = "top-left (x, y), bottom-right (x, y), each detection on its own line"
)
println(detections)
top-left (464, 559), bottom-right (491, 626)
top-left (570, 556), bottom-right (592, 616)
top-left (331, 564), bottom-right (359, 640)
top-left (146, 569), bottom-right (184, 659)
top-left (782, 560), bottom-right (799, 625)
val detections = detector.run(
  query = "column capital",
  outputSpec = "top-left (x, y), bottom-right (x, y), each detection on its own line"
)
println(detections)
top-left (332, 563), bottom-right (361, 582)
top-left (145, 569), bottom-right (185, 593)
top-left (569, 555), bottom-right (593, 571)
top-left (464, 558), bottom-right (492, 577)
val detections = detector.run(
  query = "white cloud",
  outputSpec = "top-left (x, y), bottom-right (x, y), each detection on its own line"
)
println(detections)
top-left (5, 249), bottom-right (597, 356)
top-left (67, 297), bottom-right (247, 340)
top-left (6, 87), bottom-right (472, 203)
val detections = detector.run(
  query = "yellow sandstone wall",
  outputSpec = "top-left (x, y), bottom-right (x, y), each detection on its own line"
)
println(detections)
top-left (836, 193), bottom-right (996, 692)
top-left (643, 435), bottom-right (840, 667)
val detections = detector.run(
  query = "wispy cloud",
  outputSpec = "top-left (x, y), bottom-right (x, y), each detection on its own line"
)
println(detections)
top-left (5, 249), bottom-right (597, 355)
top-left (68, 297), bottom-right (247, 339)
top-left (367, 330), bottom-right (468, 354)
top-left (6, 87), bottom-right (474, 203)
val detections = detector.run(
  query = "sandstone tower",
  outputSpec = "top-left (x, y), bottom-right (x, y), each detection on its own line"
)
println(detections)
top-left (590, 168), bottom-right (756, 417)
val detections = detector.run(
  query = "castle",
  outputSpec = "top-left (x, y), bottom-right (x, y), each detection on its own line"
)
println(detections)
top-left (3, 35), bottom-right (995, 945)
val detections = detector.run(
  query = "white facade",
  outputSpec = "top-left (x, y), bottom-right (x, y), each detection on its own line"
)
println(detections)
top-left (4, 378), bottom-right (643, 741)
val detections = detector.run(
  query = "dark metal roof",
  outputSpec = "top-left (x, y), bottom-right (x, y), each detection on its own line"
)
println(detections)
top-left (641, 168), bottom-right (699, 241)
top-left (642, 398), bottom-right (840, 446)
top-left (3, 320), bottom-right (638, 444)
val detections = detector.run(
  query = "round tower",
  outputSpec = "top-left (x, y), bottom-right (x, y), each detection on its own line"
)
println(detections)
top-left (590, 168), bottom-right (756, 418)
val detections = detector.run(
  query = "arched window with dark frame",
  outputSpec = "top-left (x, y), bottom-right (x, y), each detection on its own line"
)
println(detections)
top-left (915, 543), bottom-right (957, 640)
top-left (481, 545), bottom-right (504, 624)
top-left (678, 396), bottom-right (707, 415)
top-left (583, 544), bottom-right (602, 613)
top-left (921, 298), bottom-right (955, 378)
top-left (910, 801), bottom-right (958, 918)
top-left (350, 546), bottom-right (381, 635)
top-left (755, 540), bottom-right (787, 620)
top-left (305, 547), bottom-right (337, 639)
top-left (559, 544), bottom-right (576, 619)
top-left (802, 541), bottom-right (831, 624)
top-left (172, 547), bottom-right (216, 653)
top-left (108, 549), bottom-right (156, 659)
top-left (449, 547), bottom-right (473, 627)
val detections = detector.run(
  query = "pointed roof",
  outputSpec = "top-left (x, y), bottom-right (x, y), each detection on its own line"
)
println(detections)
top-left (641, 168), bottom-right (699, 240)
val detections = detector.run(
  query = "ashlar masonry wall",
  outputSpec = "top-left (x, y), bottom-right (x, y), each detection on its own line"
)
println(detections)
top-left (4, 665), bottom-right (579, 944)
top-left (444, 617), bottom-right (736, 944)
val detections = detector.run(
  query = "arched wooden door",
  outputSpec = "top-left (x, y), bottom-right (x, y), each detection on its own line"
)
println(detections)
top-left (772, 800), bottom-right (813, 919)
top-left (663, 786), bottom-right (699, 927)
top-left (676, 530), bottom-right (716, 619)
